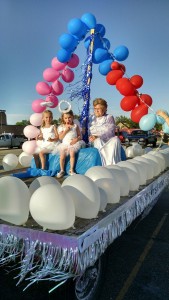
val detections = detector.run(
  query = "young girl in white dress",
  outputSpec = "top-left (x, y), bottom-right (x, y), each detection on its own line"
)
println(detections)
top-left (55, 110), bottom-right (86, 178)
top-left (34, 110), bottom-right (60, 169)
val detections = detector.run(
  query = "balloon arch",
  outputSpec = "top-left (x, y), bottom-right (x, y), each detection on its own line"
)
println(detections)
top-left (22, 12), bottom-right (169, 153)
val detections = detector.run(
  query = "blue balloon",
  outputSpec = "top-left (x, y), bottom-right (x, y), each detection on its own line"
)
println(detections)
top-left (102, 38), bottom-right (111, 50)
top-left (162, 122), bottom-right (169, 134)
top-left (59, 33), bottom-right (78, 51)
top-left (95, 24), bottom-right (106, 37)
top-left (92, 48), bottom-right (109, 64)
top-left (56, 49), bottom-right (72, 63)
top-left (81, 13), bottom-right (96, 29)
top-left (99, 59), bottom-right (114, 76)
top-left (113, 45), bottom-right (129, 61)
top-left (139, 113), bottom-right (157, 131)
top-left (68, 18), bottom-right (88, 40)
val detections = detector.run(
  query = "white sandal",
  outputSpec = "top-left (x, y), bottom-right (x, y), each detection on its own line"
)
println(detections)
top-left (57, 170), bottom-right (65, 178)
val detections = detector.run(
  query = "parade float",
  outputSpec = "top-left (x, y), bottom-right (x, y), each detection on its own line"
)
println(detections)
top-left (1, 12), bottom-right (169, 300)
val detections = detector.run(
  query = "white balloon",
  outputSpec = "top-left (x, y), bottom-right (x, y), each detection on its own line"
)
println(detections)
top-left (29, 176), bottom-right (60, 196)
top-left (116, 162), bottom-right (140, 191)
top-left (125, 146), bottom-right (134, 158)
top-left (30, 184), bottom-right (75, 230)
top-left (126, 159), bottom-right (147, 185)
top-left (19, 151), bottom-right (33, 167)
top-left (85, 166), bottom-right (121, 202)
top-left (142, 154), bottom-right (161, 175)
top-left (95, 178), bottom-right (120, 204)
top-left (144, 147), bottom-right (153, 154)
top-left (97, 187), bottom-right (108, 212)
top-left (159, 150), bottom-right (169, 167)
top-left (0, 176), bottom-right (30, 225)
top-left (132, 144), bottom-right (143, 156)
top-left (62, 174), bottom-right (100, 219)
top-left (134, 156), bottom-right (154, 180)
top-left (106, 165), bottom-right (130, 196)
top-left (2, 153), bottom-right (19, 171)
top-left (85, 166), bottom-right (113, 181)
top-left (148, 151), bottom-right (166, 171)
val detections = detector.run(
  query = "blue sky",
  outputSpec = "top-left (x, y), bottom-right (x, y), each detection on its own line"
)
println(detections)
top-left (0, 0), bottom-right (169, 124)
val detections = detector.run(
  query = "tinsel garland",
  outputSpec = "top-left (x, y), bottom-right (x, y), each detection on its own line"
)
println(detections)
top-left (0, 170), bottom-right (169, 292)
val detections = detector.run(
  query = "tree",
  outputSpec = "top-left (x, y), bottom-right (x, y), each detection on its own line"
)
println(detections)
top-left (16, 120), bottom-right (30, 126)
top-left (115, 115), bottom-right (138, 129)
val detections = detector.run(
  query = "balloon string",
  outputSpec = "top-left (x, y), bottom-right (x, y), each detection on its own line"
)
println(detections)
top-left (137, 93), bottom-right (155, 114)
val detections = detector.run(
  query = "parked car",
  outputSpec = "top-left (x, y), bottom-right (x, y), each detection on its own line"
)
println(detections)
top-left (115, 129), bottom-right (128, 144)
top-left (0, 133), bottom-right (25, 148)
top-left (125, 129), bottom-right (157, 147)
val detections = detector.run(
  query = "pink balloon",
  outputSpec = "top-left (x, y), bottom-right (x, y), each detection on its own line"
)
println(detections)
top-left (52, 80), bottom-right (64, 95)
top-left (23, 125), bottom-right (40, 139)
top-left (61, 68), bottom-right (74, 83)
top-left (36, 81), bottom-right (51, 95)
top-left (32, 99), bottom-right (46, 113)
top-left (30, 113), bottom-right (42, 126)
top-left (45, 95), bottom-right (59, 108)
top-left (43, 68), bottom-right (60, 82)
top-left (51, 57), bottom-right (67, 71)
top-left (22, 140), bottom-right (37, 155)
top-left (67, 54), bottom-right (79, 68)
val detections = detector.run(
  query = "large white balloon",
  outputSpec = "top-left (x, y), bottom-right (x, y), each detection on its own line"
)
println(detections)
top-left (29, 176), bottom-right (60, 196)
top-left (95, 178), bottom-right (120, 204)
top-left (125, 146), bottom-right (134, 158)
top-left (62, 174), bottom-right (100, 219)
top-left (19, 152), bottom-right (33, 167)
top-left (106, 165), bottom-right (130, 196)
top-left (85, 166), bottom-right (121, 203)
top-left (85, 166), bottom-right (113, 181)
top-left (2, 154), bottom-right (19, 171)
top-left (116, 162), bottom-right (140, 191)
top-left (148, 151), bottom-right (166, 171)
top-left (97, 187), bottom-right (108, 212)
top-left (132, 144), bottom-right (144, 156)
top-left (144, 147), bottom-right (153, 154)
top-left (126, 159), bottom-right (147, 185)
top-left (159, 150), bottom-right (169, 167)
top-left (30, 183), bottom-right (75, 230)
top-left (142, 154), bottom-right (161, 175)
top-left (134, 156), bottom-right (154, 180)
top-left (0, 176), bottom-right (30, 225)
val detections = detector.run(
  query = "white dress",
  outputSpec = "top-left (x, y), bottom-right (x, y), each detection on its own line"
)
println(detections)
top-left (89, 114), bottom-right (121, 165)
top-left (54, 123), bottom-right (86, 154)
top-left (36, 125), bottom-right (60, 153)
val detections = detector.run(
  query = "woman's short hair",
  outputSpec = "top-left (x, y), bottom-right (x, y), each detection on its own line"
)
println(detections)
top-left (93, 98), bottom-right (107, 109)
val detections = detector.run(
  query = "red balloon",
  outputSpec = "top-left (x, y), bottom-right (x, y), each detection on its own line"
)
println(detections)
top-left (131, 103), bottom-right (148, 123)
top-left (120, 95), bottom-right (139, 111)
top-left (111, 62), bottom-right (126, 72)
top-left (139, 94), bottom-right (153, 106)
top-left (106, 70), bottom-right (123, 85)
top-left (130, 75), bottom-right (143, 89)
top-left (116, 78), bottom-right (136, 96)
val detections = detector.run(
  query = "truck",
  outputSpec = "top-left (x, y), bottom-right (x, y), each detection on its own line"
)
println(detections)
top-left (0, 133), bottom-right (26, 149)
top-left (125, 129), bottom-right (157, 147)
top-left (0, 147), bottom-right (169, 300)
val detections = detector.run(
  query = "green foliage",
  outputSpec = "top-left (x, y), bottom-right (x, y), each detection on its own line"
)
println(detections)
top-left (115, 115), bottom-right (138, 129)
top-left (15, 120), bottom-right (30, 126)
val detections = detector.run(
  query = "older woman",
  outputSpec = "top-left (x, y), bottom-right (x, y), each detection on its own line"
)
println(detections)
top-left (88, 98), bottom-right (121, 165)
